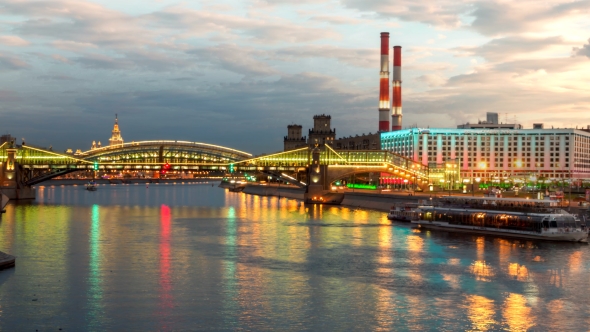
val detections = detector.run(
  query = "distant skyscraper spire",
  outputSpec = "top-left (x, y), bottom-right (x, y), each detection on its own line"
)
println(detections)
top-left (109, 114), bottom-right (124, 146)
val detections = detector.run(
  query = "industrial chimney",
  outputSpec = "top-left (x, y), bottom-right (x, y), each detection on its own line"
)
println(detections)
top-left (391, 46), bottom-right (402, 131)
top-left (378, 32), bottom-right (390, 132)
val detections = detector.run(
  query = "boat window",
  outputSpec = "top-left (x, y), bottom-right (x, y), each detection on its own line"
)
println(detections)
top-left (419, 208), bottom-right (544, 233)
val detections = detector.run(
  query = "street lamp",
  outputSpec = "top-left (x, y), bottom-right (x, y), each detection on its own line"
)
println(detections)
top-left (475, 177), bottom-right (481, 196)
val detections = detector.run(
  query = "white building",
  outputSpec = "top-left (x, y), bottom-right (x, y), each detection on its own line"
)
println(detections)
top-left (381, 128), bottom-right (590, 181)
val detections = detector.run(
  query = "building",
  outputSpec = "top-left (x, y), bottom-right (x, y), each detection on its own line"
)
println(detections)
top-left (457, 112), bottom-right (523, 129)
top-left (284, 124), bottom-right (306, 151)
top-left (381, 127), bottom-right (590, 181)
top-left (108, 114), bottom-right (124, 146)
top-left (333, 133), bottom-right (381, 150)
top-left (90, 115), bottom-right (123, 150)
top-left (308, 115), bottom-right (335, 146)
top-left (0, 134), bottom-right (15, 145)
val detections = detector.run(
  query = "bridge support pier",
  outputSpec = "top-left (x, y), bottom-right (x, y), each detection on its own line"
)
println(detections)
top-left (1, 149), bottom-right (36, 200)
top-left (303, 145), bottom-right (344, 205)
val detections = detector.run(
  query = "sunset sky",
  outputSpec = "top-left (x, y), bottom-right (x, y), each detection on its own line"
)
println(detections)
top-left (1, 0), bottom-right (589, 153)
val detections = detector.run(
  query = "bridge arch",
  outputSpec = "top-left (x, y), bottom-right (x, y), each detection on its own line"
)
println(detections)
top-left (78, 140), bottom-right (252, 165)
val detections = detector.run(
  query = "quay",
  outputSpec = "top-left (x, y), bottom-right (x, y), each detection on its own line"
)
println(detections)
top-left (0, 251), bottom-right (15, 270)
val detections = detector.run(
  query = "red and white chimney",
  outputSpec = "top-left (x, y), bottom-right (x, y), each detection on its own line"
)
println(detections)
top-left (391, 45), bottom-right (402, 131)
top-left (378, 32), bottom-right (390, 132)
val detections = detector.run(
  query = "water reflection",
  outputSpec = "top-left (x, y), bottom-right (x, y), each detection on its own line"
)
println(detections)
top-left (503, 293), bottom-right (534, 331)
top-left (87, 204), bottom-right (103, 328)
top-left (466, 295), bottom-right (497, 331)
top-left (158, 204), bottom-right (173, 326)
top-left (1, 185), bottom-right (590, 330)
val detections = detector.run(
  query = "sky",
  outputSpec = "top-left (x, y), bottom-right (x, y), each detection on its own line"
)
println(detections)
top-left (1, 0), bottom-right (590, 154)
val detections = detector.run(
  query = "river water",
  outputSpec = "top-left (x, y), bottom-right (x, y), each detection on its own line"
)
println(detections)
top-left (0, 183), bottom-right (589, 331)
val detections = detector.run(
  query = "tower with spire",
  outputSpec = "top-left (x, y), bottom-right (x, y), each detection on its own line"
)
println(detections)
top-left (109, 114), bottom-right (124, 146)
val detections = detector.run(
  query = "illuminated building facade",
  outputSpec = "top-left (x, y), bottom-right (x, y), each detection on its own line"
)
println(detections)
top-left (381, 128), bottom-right (590, 180)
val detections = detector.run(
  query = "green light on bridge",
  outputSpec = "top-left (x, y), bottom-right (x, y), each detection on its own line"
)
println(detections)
top-left (93, 162), bottom-right (99, 171)
top-left (346, 183), bottom-right (377, 190)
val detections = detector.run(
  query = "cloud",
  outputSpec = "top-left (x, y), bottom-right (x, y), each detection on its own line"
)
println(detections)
top-left (340, 0), bottom-right (469, 28)
top-left (188, 44), bottom-right (278, 77)
top-left (455, 36), bottom-right (566, 62)
top-left (0, 35), bottom-right (30, 46)
top-left (145, 6), bottom-right (340, 44)
top-left (575, 38), bottom-right (590, 57)
top-left (51, 40), bottom-right (98, 51)
top-left (51, 54), bottom-right (70, 63)
top-left (470, 0), bottom-right (590, 36)
top-left (273, 45), bottom-right (375, 68)
top-left (0, 89), bottom-right (19, 102)
top-left (308, 15), bottom-right (364, 25)
top-left (416, 74), bottom-right (447, 87)
top-left (37, 74), bottom-right (80, 81)
top-left (0, 54), bottom-right (29, 70)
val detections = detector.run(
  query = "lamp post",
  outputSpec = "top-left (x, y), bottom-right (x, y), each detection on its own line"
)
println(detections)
top-left (475, 177), bottom-right (481, 196)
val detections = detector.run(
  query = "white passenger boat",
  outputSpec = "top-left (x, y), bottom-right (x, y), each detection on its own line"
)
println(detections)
top-left (411, 196), bottom-right (588, 242)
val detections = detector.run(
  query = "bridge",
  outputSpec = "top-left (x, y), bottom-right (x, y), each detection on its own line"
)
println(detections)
top-left (0, 140), bottom-right (252, 199)
top-left (232, 145), bottom-right (429, 186)
top-left (1, 139), bottom-right (433, 200)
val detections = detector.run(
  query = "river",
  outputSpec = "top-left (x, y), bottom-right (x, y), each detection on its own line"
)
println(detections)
top-left (1, 183), bottom-right (589, 330)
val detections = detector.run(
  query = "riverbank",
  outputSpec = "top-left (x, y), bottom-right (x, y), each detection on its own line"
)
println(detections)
top-left (227, 183), bottom-right (421, 211)
top-left (0, 251), bottom-right (15, 270)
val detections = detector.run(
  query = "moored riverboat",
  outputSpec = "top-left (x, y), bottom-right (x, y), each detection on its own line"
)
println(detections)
top-left (412, 196), bottom-right (588, 242)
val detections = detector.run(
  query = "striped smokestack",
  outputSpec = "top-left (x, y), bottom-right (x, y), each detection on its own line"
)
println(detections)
top-left (378, 32), bottom-right (390, 132)
top-left (391, 45), bottom-right (402, 131)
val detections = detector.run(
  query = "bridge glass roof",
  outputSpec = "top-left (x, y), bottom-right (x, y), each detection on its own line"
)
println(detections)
top-left (78, 140), bottom-right (252, 165)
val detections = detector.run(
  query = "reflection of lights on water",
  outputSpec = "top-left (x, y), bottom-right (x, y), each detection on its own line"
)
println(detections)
top-left (502, 293), bottom-right (534, 331)
top-left (568, 251), bottom-right (582, 273)
top-left (507, 263), bottom-right (529, 281)
top-left (442, 273), bottom-right (460, 289)
top-left (407, 235), bottom-right (423, 252)
top-left (470, 260), bottom-right (494, 281)
top-left (466, 294), bottom-right (497, 331)
top-left (448, 258), bottom-right (460, 265)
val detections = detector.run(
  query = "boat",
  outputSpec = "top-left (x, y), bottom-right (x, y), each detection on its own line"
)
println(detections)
top-left (388, 203), bottom-right (423, 222)
top-left (411, 196), bottom-right (588, 242)
top-left (388, 200), bottom-right (434, 222)
top-left (1, 193), bottom-right (8, 213)
top-left (86, 181), bottom-right (98, 191)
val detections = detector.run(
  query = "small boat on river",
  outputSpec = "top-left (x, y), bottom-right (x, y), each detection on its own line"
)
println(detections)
top-left (412, 196), bottom-right (588, 242)
top-left (86, 181), bottom-right (98, 191)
